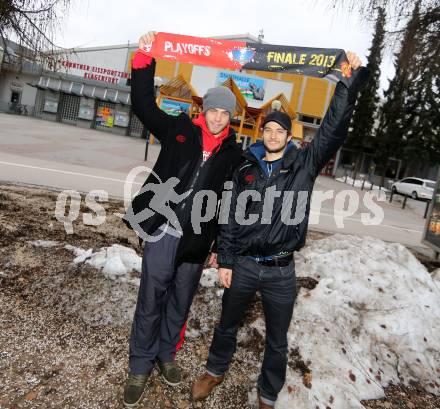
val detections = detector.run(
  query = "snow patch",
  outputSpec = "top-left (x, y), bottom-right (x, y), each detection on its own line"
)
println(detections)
top-left (185, 328), bottom-right (202, 339)
top-left (65, 244), bottom-right (141, 286)
top-left (277, 234), bottom-right (440, 409)
top-left (336, 176), bottom-right (390, 192)
top-left (65, 244), bottom-right (94, 264)
top-left (46, 234), bottom-right (440, 407)
top-left (200, 268), bottom-right (218, 288)
top-left (432, 268), bottom-right (440, 287)
top-left (250, 317), bottom-right (266, 339)
top-left (29, 240), bottom-right (60, 248)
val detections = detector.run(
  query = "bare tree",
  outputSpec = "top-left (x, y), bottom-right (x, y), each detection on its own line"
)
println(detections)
top-left (327, 0), bottom-right (437, 21)
top-left (326, 0), bottom-right (439, 47)
top-left (0, 0), bottom-right (70, 62)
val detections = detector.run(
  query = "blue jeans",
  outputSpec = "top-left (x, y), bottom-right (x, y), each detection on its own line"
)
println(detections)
top-left (206, 255), bottom-right (296, 403)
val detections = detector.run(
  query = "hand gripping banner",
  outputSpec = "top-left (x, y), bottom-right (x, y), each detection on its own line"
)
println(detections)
top-left (140, 32), bottom-right (353, 81)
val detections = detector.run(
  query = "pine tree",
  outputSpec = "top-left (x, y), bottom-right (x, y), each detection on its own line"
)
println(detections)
top-left (330, 0), bottom-right (440, 182)
top-left (374, 1), bottom-right (423, 184)
top-left (401, 5), bottom-right (440, 174)
top-left (345, 7), bottom-right (386, 179)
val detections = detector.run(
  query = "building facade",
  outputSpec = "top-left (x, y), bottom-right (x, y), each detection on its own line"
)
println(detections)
top-left (0, 34), bottom-right (336, 140)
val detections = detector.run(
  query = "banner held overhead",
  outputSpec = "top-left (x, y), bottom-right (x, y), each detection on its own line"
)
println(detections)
top-left (140, 32), bottom-right (352, 81)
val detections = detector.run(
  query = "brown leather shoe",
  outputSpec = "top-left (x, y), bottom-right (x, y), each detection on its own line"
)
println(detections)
top-left (258, 392), bottom-right (274, 409)
top-left (192, 372), bottom-right (224, 401)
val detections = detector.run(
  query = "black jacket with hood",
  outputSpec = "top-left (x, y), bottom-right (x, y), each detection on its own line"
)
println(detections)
top-left (122, 60), bottom-right (243, 265)
top-left (217, 67), bottom-right (370, 268)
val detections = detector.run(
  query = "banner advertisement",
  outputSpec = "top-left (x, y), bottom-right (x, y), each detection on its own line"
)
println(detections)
top-left (141, 32), bottom-right (352, 80)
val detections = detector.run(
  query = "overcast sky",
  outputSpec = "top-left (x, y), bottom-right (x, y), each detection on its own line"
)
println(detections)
top-left (54, 0), bottom-right (398, 93)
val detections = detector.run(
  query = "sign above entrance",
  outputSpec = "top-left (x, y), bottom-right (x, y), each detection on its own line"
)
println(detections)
top-left (57, 59), bottom-right (130, 84)
top-left (141, 32), bottom-right (353, 81)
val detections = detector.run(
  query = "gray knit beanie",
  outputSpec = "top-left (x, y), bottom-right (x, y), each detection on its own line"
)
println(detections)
top-left (202, 86), bottom-right (236, 116)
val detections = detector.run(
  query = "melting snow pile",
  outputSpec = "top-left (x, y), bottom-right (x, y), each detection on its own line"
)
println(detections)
top-left (273, 234), bottom-right (440, 409)
top-left (31, 241), bottom-right (143, 286)
top-left (432, 268), bottom-right (440, 285)
top-left (29, 235), bottom-right (440, 408)
top-left (63, 242), bottom-right (216, 289)
top-left (65, 244), bottom-right (142, 285)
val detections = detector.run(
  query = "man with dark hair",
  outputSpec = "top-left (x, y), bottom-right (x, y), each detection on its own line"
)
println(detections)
top-left (192, 52), bottom-right (367, 408)
top-left (122, 31), bottom-right (243, 407)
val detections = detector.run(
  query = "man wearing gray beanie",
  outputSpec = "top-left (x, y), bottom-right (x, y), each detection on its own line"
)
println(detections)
top-left (122, 31), bottom-right (243, 407)
top-left (203, 86), bottom-right (236, 116)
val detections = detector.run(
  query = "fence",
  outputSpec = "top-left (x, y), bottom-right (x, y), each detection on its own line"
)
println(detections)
top-left (334, 167), bottom-right (396, 191)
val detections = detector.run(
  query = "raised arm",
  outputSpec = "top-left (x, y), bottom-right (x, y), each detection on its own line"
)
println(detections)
top-left (304, 52), bottom-right (370, 177)
top-left (131, 31), bottom-right (177, 140)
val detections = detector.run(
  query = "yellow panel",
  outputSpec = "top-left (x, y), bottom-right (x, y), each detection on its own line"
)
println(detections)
top-left (127, 51), bottom-right (136, 72)
top-left (292, 121), bottom-right (303, 140)
top-left (254, 70), bottom-right (278, 80)
top-left (300, 77), bottom-right (328, 118)
top-left (280, 73), bottom-right (302, 82)
top-left (155, 59), bottom-right (176, 79)
top-left (177, 63), bottom-right (193, 83)
top-left (284, 74), bottom-right (304, 112)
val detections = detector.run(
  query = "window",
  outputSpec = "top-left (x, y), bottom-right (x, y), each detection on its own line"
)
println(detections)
top-left (78, 97), bottom-right (95, 121)
top-left (297, 114), bottom-right (321, 126)
top-left (303, 127), bottom-right (317, 143)
top-left (60, 94), bottom-right (80, 121)
top-left (405, 178), bottom-right (422, 185)
top-left (10, 91), bottom-right (21, 103)
top-left (43, 98), bottom-right (58, 113)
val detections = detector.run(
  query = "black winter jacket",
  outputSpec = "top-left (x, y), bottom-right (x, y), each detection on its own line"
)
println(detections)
top-left (217, 67), bottom-right (370, 268)
top-left (122, 60), bottom-right (243, 264)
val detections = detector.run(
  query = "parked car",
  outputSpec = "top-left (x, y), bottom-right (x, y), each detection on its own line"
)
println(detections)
top-left (391, 177), bottom-right (436, 200)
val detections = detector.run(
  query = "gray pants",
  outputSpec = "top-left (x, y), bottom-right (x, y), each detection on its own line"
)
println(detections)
top-left (129, 230), bottom-right (204, 374)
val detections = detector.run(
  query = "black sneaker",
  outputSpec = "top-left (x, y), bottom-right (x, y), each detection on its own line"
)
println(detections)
top-left (123, 373), bottom-right (149, 407)
top-left (157, 360), bottom-right (182, 386)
